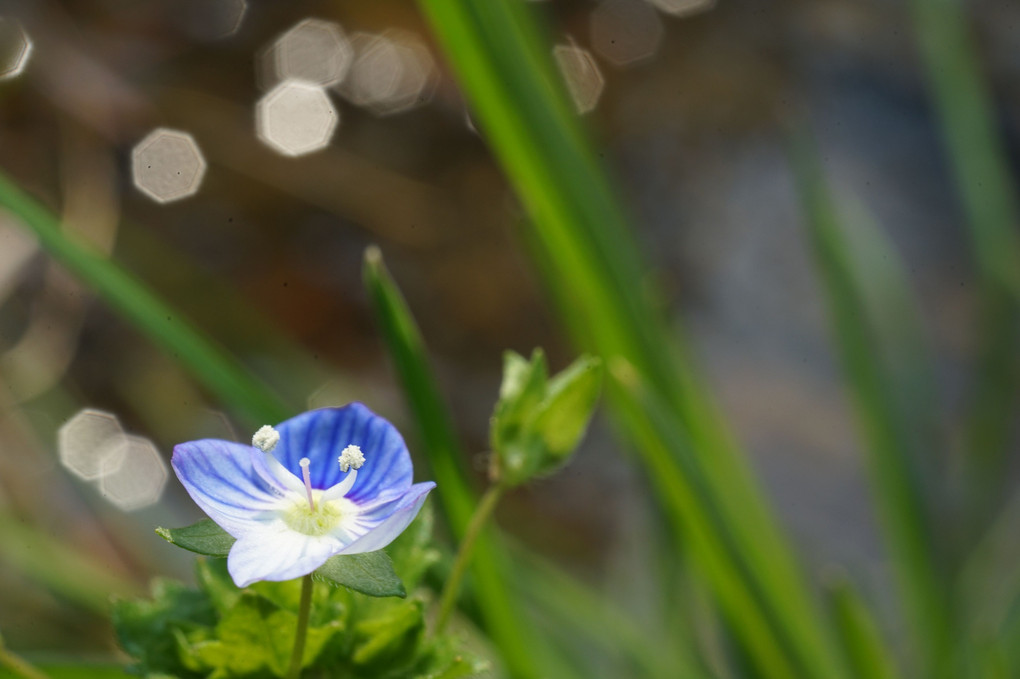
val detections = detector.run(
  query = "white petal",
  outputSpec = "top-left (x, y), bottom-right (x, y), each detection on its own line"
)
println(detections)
top-left (227, 521), bottom-right (343, 587)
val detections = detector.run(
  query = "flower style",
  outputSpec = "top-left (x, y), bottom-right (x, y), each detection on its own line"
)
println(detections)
top-left (171, 403), bottom-right (435, 587)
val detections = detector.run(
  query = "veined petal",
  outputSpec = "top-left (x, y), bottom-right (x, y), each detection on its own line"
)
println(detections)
top-left (273, 404), bottom-right (412, 499)
top-left (337, 482), bottom-right (435, 555)
top-left (172, 440), bottom-right (288, 537)
top-left (227, 522), bottom-right (343, 587)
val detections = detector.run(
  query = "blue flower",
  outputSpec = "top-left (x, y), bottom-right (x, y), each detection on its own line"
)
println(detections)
top-left (171, 403), bottom-right (435, 587)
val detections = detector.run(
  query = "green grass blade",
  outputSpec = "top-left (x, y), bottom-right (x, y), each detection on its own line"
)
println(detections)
top-left (0, 169), bottom-right (291, 427)
top-left (514, 544), bottom-right (710, 679)
top-left (364, 246), bottom-right (718, 678)
top-left (826, 575), bottom-right (902, 679)
top-left (361, 247), bottom-right (542, 679)
top-left (791, 136), bottom-right (950, 673)
top-left (907, 0), bottom-right (1020, 481)
top-left (607, 361), bottom-right (801, 678)
top-left (418, 2), bottom-right (848, 677)
top-left (0, 514), bottom-right (140, 614)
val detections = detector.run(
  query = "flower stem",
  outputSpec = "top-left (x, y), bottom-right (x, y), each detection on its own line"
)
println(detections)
top-left (434, 483), bottom-right (506, 634)
top-left (286, 574), bottom-right (314, 679)
top-left (0, 633), bottom-right (50, 679)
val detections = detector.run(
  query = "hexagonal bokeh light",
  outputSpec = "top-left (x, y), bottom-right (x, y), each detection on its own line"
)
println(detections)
top-left (0, 17), bottom-right (32, 81)
top-left (58, 409), bottom-right (128, 481)
top-left (590, 0), bottom-right (664, 67)
top-left (553, 43), bottom-right (605, 115)
top-left (99, 435), bottom-right (168, 512)
top-left (131, 128), bottom-right (207, 203)
top-left (256, 80), bottom-right (339, 157)
top-left (272, 18), bottom-right (353, 88)
top-left (337, 31), bottom-right (436, 116)
top-left (647, 0), bottom-right (716, 17)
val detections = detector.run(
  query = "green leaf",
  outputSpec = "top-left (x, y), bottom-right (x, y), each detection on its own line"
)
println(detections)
top-left (156, 519), bottom-right (236, 558)
top-left (192, 591), bottom-right (338, 678)
top-left (532, 354), bottom-right (603, 468)
top-left (314, 551), bottom-right (406, 598)
top-left (352, 599), bottom-right (425, 670)
top-left (112, 578), bottom-right (216, 678)
top-left (194, 558), bottom-right (241, 615)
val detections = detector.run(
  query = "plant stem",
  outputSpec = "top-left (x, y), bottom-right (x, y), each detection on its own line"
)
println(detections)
top-left (435, 483), bottom-right (506, 634)
top-left (286, 574), bottom-right (314, 679)
top-left (0, 634), bottom-right (50, 679)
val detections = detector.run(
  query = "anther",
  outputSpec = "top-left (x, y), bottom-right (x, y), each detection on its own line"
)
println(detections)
top-left (252, 425), bottom-right (280, 453)
top-left (299, 457), bottom-right (315, 511)
top-left (339, 444), bottom-right (365, 473)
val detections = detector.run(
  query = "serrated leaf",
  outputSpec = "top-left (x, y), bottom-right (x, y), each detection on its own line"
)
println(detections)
top-left (193, 591), bottom-right (338, 678)
top-left (112, 579), bottom-right (216, 678)
top-left (533, 354), bottom-right (603, 470)
top-left (194, 558), bottom-right (240, 615)
top-left (156, 519), bottom-right (235, 558)
top-left (352, 599), bottom-right (424, 670)
top-left (314, 551), bottom-right (406, 598)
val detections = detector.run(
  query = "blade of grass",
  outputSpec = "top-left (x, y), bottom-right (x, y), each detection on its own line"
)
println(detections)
top-left (514, 544), bottom-right (710, 679)
top-left (362, 247), bottom-right (541, 679)
top-left (364, 247), bottom-right (703, 679)
top-left (607, 360), bottom-right (800, 678)
top-left (0, 169), bottom-right (290, 427)
top-left (418, 2), bottom-right (848, 677)
top-left (907, 0), bottom-right (1020, 484)
top-left (0, 514), bottom-right (140, 615)
top-left (791, 136), bottom-right (949, 674)
top-left (958, 490), bottom-right (1020, 673)
top-left (825, 575), bottom-right (902, 679)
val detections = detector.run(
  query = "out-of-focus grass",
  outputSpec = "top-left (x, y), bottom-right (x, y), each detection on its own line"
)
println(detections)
top-left (793, 135), bottom-right (939, 675)
top-left (0, 515), bottom-right (139, 616)
top-left (826, 575), bottom-right (901, 679)
top-left (908, 0), bottom-right (1020, 496)
top-left (0, 170), bottom-right (291, 429)
top-left (364, 245), bottom-right (705, 679)
top-left (362, 247), bottom-right (542, 679)
top-left (419, 2), bottom-right (848, 677)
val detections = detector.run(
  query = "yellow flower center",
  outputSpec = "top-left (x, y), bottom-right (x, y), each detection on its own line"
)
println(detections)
top-left (281, 495), bottom-right (352, 536)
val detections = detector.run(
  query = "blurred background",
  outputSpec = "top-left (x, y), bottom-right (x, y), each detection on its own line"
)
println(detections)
top-left (0, 0), bottom-right (1017, 671)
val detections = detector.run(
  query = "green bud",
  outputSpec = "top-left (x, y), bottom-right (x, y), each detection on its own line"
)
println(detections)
top-left (489, 349), bottom-right (602, 486)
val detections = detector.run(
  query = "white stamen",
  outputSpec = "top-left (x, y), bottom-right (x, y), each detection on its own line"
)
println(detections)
top-left (252, 425), bottom-right (280, 452)
top-left (299, 457), bottom-right (315, 511)
top-left (338, 444), bottom-right (365, 473)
